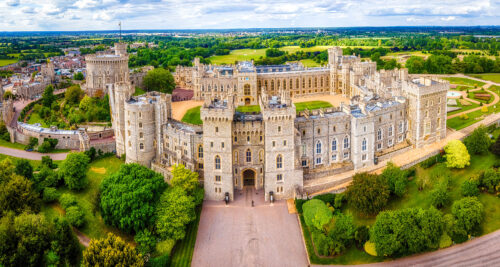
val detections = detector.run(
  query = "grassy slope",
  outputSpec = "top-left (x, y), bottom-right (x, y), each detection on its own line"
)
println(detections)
top-left (169, 206), bottom-right (202, 267)
top-left (181, 106), bottom-right (202, 125)
top-left (295, 101), bottom-right (333, 112)
top-left (469, 74), bottom-right (500, 84)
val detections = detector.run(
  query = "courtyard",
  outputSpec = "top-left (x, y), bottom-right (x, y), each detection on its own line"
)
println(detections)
top-left (191, 188), bottom-right (308, 267)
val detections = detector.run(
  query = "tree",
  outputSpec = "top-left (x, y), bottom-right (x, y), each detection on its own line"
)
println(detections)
top-left (65, 206), bottom-right (86, 228)
top-left (155, 186), bottom-right (196, 240)
top-left (346, 172), bottom-right (390, 215)
top-left (41, 85), bottom-right (56, 107)
top-left (79, 95), bottom-right (93, 111)
top-left (327, 213), bottom-right (356, 249)
top-left (371, 207), bottom-right (443, 257)
top-left (100, 164), bottom-right (167, 233)
top-left (171, 164), bottom-right (199, 194)
top-left (381, 162), bottom-right (408, 197)
top-left (60, 152), bottom-right (90, 190)
top-left (143, 68), bottom-right (175, 94)
top-left (134, 229), bottom-right (157, 255)
top-left (482, 168), bottom-right (500, 193)
top-left (464, 126), bottom-right (491, 155)
top-left (51, 217), bottom-right (81, 266)
top-left (0, 174), bottom-right (40, 216)
top-left (64, 84), bottom-right (84, 105)
top-left (452, 197), bottom-right (484, 235)
top-left (444, 140), bottom-right (470, 168)
top-left (83, 233), bottom-right (144, 267)
top-left (303, 199), bottom-right (333, 231)
top-left (73, 72), bottom-right (84, 81)
top-left (461, 179), bottom-right (480, 197)
top-left (14, 159), bottom-right (33, 180)
top-left (430, 180), bottom-right (449, 208)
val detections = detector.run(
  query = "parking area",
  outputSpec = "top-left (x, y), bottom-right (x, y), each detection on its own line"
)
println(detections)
top-left (192, 188), bottom-right (308, 267)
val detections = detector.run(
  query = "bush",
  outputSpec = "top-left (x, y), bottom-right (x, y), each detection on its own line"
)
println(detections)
top-left (420, 153), bottom-right (445, 169)
top-left (461, 179), bottom-right (480, 197)
top-left (452, 197), bottom-right (484, 235)
top-left (464, 126), bottom-right (491, 155)
top-left (148, 254), bottom-right (169, 267)
top-left (430, 180), bottom-right (450, 208)
top-left (303, 199), bottom-right (333, 231)
top-left (381, 162), bottom-right (408, 197)
top-left (135, 229), bottom-right (157, 255)
top-left (333, 193), bottom-right (345, 209)
top-left (354, 225), bottom-right (369, 248)
top-left (59, 193), bottom-right (78, 209)
top-left (482, 168), bottom-right (500, 193)
top-left (295, 199), bottom-right (307, 214)
top-left (444, 140), bottom-right (470, 169)
top-left (364, 241), bottom-right (377, 256)
top-left (312, 193), bottom-right (335, 206)
top-left (65, 205), bottom-right (86, 228)
top-left (439, 233), bottom-right (453, 248)
top-left (42, 187), bottom-right (59, 203)
top-left (346, 172), bottom-right (390, 215)
top-left (311, 230), bottom-right (331, 256)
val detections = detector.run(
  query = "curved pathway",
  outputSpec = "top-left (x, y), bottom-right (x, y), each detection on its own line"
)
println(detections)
top-left (316, 228), bottom-right (500, 267)
top-left (447, 83), bottom-right (499, 119)
top-left (0, 146), bottom-right (69, 160)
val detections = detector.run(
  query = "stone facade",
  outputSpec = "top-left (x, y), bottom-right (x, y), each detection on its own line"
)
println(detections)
top-left (108, 46), bottom-right (448, 202)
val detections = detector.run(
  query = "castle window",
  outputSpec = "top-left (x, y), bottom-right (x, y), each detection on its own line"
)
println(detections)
top-left (302, 78), bottom-right (305, 88)
top-left (362, 138), bottom-right (367, 151)
top-left (139, 132), bottom-right (143, 138)
top-left (302, 160), bottom-right (307, 167)
top-left (128, 130), bottom-right (131, 136)
top-left (314, 77), bottom-right (317, 87)
top-left (388, 139), bottom-right (393, 146)
top-left (390, 114), bottom-right (393, 120)
top-left (247, 136), bottom-right (250, 142)
top-left (343, 137), bottom-right (349, 149)
top-left (388, 125), bottom-right (393, 137)
top-left (308, 78), bottom-right (312, 88)
top-left (272, 141), bottom-right (276, 147)
top-left (343, 152), bottom-right (349, 159)
top-left (277, 174), bottom-right (283, 182)
top-left (362, 154), bottom-right (367, 161)
top-left (260, 135), bottom-right (263, 142)
top-left (363, 126), bottom-right (367, 132)
top-left (244, 84), bottom-right (251, 95)
top-left (221, 142), bottom-right (224, 148)
top-left (425, 111), bottom-right (429, 118)
top-left (399, 135), bottom-right (404, 142)
top-left (302, 143), bottom-right (307, 156)
top-left (234, 136), bottom-right (238, 142)
top-left (302, 130), bottom-right (306, 136)
top-left (317, 128), bottom-right (321, 134)
top-left (333, 126), bottom-right (336, 132)
top-left (283, 80), bottom-right (286, 90)
top-left (437, 118), bottom-right (441, 129)
top-left (377, 143), bottom-right (382, 150)
top-left (139, 122), bottom-right (143, 128)
top-left (316, 141), bottom-right (322, 154)
top-left (332, 154), bottom-right (337, 161)
top-left (399, 121), bottom-right (404, 133)
top-left (264, 80), bottom-right (268, 89)
top-left (234, 151), bottom-right (238, 163)
top-left (377, 128), bottom-right (382, 141)
top-left (210, 142), bottom-right (213, 148)
top-left (283, 140), bottom-right (287, 146)
top-left (332, 139), bottom-right (337, 151)
top-left (271, 80), bottom-right (274, 90)
top-left (198, 145), bottom-right (203, 159)
top-left (215, 127), bottom-right (218, 133)
top-left (215, 156), bottom-right (221, 169)
top-left (379, 117), bottom-right (382, 123)
top-left (296, 78), bottom-right (299, 88)
top-left (277, 80), bottom-right (280, 89)
top-left (257, 80), bottom-right (261, 89)
top-left (246, 149), bottom-right (252, 163)
top-left (139, 112), bottom-right (142, 118)
top-left (198, 163), bottom-right (204, 169)
top-left (259, 150), bottom-right (264, 163)
top-left (278, 126), bottom-right (281, 132)
top-left (140, 143), bottom-right (144, 150)
top-left (276, 155), bottom-right (283, 169)
top-left (127, 120), bottom-right (130, 126)
top-left (316, 157), bottom-right (322, 165)
top-left (215, 175), bottom-right (221, 182)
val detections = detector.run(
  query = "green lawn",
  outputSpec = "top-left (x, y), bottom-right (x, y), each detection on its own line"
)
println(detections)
top-left (295, 101), bottom-right (333, 112)
top-left (235, 105), bottom-right (261, 113)
top-left (133, 87), bottom-right (146, 96)
top-left (0, 139), bottom-right (27, 150)
top-left (306, 152), bottom-right (500, 265)
top-left (181, 106), bottom-right (202, 125)
top-left (27, 112), bottom-right (49, 127)
top-left (447, 101), bottom-right (480, 116)
top-left (0, 153), bottom-right (61, 169)
top-left (0, 59), bottom-right (18, 67)
top-left (41, 156), bottom-right (134, 243)
top-left (300, 59), bottom-right (322, 67)
top-left (468, 90), bottom-right (493, 104)
top-left (468, 74), bottom-right (500, 83)
top-left (441, 77), bottom-right (485, 87)
top-left (169, 206), bottom-right (202, 267)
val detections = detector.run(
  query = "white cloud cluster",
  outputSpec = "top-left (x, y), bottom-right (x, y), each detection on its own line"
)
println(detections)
top-left (0, 0), bottom-right (498, 30)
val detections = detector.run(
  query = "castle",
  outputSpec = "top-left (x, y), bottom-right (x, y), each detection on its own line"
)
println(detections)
top-left (102, 44), bottom-right (448, 201)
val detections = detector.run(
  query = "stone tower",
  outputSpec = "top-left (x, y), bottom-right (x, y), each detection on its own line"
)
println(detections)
top-left (114, 42), bottom-right (128, 56)
top-left (236, 69), bottom-right (258, 106)
top-left (260, 90), bottom-right (303, 200)
top-left (328, 47), bottom-right (343, 66)
top-left (108, 82), bottom-right (133, 157)
top-left (201, 94), bottom-right (235, 201)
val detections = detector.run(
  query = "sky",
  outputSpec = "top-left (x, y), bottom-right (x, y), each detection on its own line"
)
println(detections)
top-left (0, 0), bottom-right (499, 31)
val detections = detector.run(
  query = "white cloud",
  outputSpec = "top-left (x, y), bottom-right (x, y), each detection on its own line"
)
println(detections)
top-left (441, 16), bottom-right (456, 21)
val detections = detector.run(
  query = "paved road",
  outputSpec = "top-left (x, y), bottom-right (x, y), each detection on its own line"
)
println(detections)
top-left (316, 229), bottom-right (500, 267)
top-left (192, 188), bottom-right (308, 267)
top-left (0, 146), bottom-right (69, 160)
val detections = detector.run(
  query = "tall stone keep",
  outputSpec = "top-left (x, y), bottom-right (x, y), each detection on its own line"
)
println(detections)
top-left (201, 94), bottom-right (235, 201)
top-left (108, 82), bottom-right (133, 157)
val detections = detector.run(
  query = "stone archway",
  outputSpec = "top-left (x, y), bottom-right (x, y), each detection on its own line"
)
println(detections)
top-left (245, 97), bottom-right (251, 105)
top-left (243, 169), bottom-right (256, 186)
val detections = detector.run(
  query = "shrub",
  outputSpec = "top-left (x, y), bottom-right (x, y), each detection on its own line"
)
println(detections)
top-left (311, 230), bottom-right (331, 256)
top-left (381, 162), bottom-right (408, 197)
top-left (464, 126), bottom-right (491, 155)
top-left (134, 229), bottom-right (157, 255)
top-left (354, 225), bottom-right (370, 248)
top-left (303, 199), bottom-right (333, 231)
top-left (482, 168), bottom-right (500, 193)
top-left (430, 180), bottom-right (450, 208)
top-left (444, 140), bottom-right (470, 169)
top-left (364, 241), bottom-right (377, 256)
top-left (481, 106), bottom-right (488, 113)
top-left (346, 173), bottom-right (390, 215)
top-left (452, 197), bottom-right (484, 235)
top-left (439, 233), bottom-right (453, 248)
top-left (333, 193), bottom-right (345, 209)
top-left (461, 179), bottom-right (480, 197)
top-left (42, 187), bottom-right (59, 203)
top-left (312, 193), bottom-right (335, 206)
top-left (65, 206), bottom-right (86, 228)
top-left (148, 254), bottom-right (169, 267)
top-left (59, 193), bottom-right (78, 209)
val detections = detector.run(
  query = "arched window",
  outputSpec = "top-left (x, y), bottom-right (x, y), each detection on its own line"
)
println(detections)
top-left (377, 128), bottom-right (382, 141)
top-left (215, 156), bottom-right (221, 169)
top-left (246, 149), bottom-right (252, 163)
top-left (276, 155), bottom-right (283, 169)
top-left (140, 143), bottom-right (144, 150)
top-left (198, 145), bottom-right (203, 159)
top-left (343, 136), bottom-right (349, 149)
top-left (332, 139), bottom-right (337, 151)
top-left (283, 80), bottom-right (286, 90)
top-left (362, 138), bottom-right (367, 151)
top-left (316, 141), bottom-right (322, 154)
top-left (244, 84), bottom-right (251, 95)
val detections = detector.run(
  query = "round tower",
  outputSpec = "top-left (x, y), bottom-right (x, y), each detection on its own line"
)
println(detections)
top-left (124, 96), bottom-right (156, 167)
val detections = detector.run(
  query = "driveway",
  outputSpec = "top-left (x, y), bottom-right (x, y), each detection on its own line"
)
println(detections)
top-left (192, 188), bottom-right (308, 267)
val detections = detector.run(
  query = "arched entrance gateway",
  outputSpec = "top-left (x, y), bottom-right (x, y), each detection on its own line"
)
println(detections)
top-left (244, 97), bottom-right (251, 105)
top-left (242, 169), bottom-right (256, 186)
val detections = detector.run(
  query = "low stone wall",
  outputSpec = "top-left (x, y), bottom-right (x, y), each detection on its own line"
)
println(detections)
top-left (89, 140), bottom-right (116, 154)
top-left (151, 162), bottom-right (173, 183)
top-left (377, 144), bottom-right (413, 162)
top-left (304, 164), bottom-right (354, 180)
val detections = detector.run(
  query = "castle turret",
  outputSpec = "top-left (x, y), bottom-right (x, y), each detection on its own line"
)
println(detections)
top-left (108, 82), bottom-right (133, 157)
top-left (114, 42), bottom-right (128, 56)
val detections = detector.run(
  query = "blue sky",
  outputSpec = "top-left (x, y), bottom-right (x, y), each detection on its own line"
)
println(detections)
top-left (0, 0), bottom-right (499, 31)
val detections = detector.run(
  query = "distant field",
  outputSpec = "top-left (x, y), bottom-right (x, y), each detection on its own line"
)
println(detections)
top-left (441, 77), bottom-right (485, 87)
top-left (468, 73), bottom-right (500, 84)
top-left (279, 45), bottom-right (331, 53)
top-left (0, 59), bottom-right (17, 66)
top-left (209, 49), bottom-right (267, 65)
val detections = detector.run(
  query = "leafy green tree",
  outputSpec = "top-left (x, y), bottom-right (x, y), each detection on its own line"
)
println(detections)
top-left (461, 179), bottom-right (480, 197)
top-left (73, 72), bottom-right (84, 81)
top-left (464, 126), bottom-right (491, 155)
top-left (171, 164), bottom-right (204, 204)
top-left (134, 229), bottom-right (157, 255)
top-left (303, 199), bottom-right (333, 231)
top-left (64, 84), bottom-right (84, 105)
top-left (100, 164), bottom-right (167, 233)
top-left (83, 233), bottom-right (144, 267)
top-left (65, 206), bottom-right (86, 228)
top-left (406, 56), bottom-right (426, 73)
top-left (51, 217), bottom-right (81, 266)
top-left (482, 168), bottom-right (500, 193)
top-left (155, 187), bottom-right (196, 240)
top-left (354, 225), bottom-right (370, 248)
top-left (371, 207), bottom-right (443, 257)
top-left (346, 172), bottom-right (390, 215)
top-left (430, 180), bottom-right (449, 208)
top-left (14, 159), bottom-right (33, 180)
top-left (444, 140), bottom-right (470, 169)
top-left (42, 187), bottom-right (59, 203)
top-left (79, 95), bottom-right (93, 111)
top-left (41, 85), bottom-right (56, 107)
top-left (0, 174), bottom-right (40, 216)
top-left (59, 193), bottom-right (78, 210)
top-left (328, 213), bottom-right (356, 249)
top-left (381, 162), bottom-right (407, 197)
top-left (143, 68), bottom-right (175, 94)
top-left (60, 152), bottom-right (90, 190)
top-left (490, 136), bottom-right (500, 156)
top-left (452, 197), bottom-right (484, 235)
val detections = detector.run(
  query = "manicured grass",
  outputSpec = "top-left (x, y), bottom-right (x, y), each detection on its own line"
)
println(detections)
top-left (236, 105), bottom-right (261, 113)
top-left (300, 59), bottom-right (323, 67)
top-left (280, 46), bottom-right (331, 53)
top-left (169, 206), bottom-right (202, 267)
top-left (41, 156), bottom-right (134, 243)
top-left (133, 87), bottom-right (146, 96)
top-left (469, 73), bottom-right (500, 84)
top-left (0, 59), bottom-right (18, 66)
top-left (181, 106), bottom-right (202, 125)
top-left (0, 139), bottom-right (27, 150)
top-left (295, 101), bottom-right (333, 112)
top-left (446, 101), bottom-right (480, 116)
top-left (209, 49), bottom-right (267, 65)
top-left (441, 77), bottom-right (485, 87)
top-left (468, 90), bottom-right (492, 104)
top-left (447, 109), bottom-right (487, 130)
top-left (27, 112), bottom-right (49, 127)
